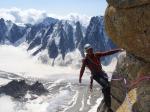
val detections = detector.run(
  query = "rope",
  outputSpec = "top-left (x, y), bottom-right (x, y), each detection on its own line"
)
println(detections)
top-left (84, 55), bottom-right (150, 110)
top-left (108, 75), bottom-right (150, 112)
top-left (84, 55), bottom-right (150, 88)
top-left (127, 75), bottom-right (150, 89)
top-left (110, 75), bottom-right (150, 89)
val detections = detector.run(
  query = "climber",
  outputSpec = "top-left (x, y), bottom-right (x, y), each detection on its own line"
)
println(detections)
top-left (79, 44), bottom-right (123, 112)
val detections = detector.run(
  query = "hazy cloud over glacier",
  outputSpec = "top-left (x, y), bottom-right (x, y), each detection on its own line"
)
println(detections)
top-left (0, 8), bottom-right (49, 24)
top-left (0, 8), bottom-right (90, 25)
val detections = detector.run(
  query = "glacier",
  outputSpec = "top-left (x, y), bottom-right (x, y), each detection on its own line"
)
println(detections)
top-left (0, 44), bottom-right (118, 112)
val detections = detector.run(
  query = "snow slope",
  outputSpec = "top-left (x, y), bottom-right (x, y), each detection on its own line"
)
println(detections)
top-left (0, 45), bottom-right (118, 112)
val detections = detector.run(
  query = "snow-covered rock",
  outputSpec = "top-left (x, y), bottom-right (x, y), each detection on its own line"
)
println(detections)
top-left (0, 16), bottom-right (117, 66)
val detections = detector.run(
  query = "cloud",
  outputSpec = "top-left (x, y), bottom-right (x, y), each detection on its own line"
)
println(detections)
top-left (58, 13), bottom-right (91, 26)
top-left (0, 8), bottom-right (90, 25)
top-left (47, 13), bottom-right (91, 26)
top-left (0, 7), bottom-right (48, 24)
top-left (0, 45), bottom-right (79, 79)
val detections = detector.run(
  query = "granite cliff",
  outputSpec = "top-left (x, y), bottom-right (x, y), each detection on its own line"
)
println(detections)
top-left (97, 0), bottom-right (150, 112)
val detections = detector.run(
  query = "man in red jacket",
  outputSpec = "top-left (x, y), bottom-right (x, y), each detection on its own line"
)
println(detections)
top-left (79, 44), bottom-right (123, 112)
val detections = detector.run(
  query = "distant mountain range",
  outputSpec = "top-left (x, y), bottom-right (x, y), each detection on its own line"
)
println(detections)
top-left (0, 16), bottom-right (117, 66)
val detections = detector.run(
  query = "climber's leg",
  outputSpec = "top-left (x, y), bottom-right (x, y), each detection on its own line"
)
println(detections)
top-left (102, 86), bottom-right (111, 108)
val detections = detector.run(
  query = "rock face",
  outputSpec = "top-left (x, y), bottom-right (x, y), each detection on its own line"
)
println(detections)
top-left (84, 16), bottom-right (117, 52)
top-left (0, 80), bottom-right (48, 99)
top-left (106, 0), bottom-right (150, 8)
top-left (28, 16), bottom-right (116, 61)
top-left (110, 53), bottom-right (150, 112)
top-left (83, 16), bottom-right (117, 64)
top-left (101, 0), bottom-right (150, 112)
top-left (105, 0), bottom-right (150, 62)
top-left (0, 18), bottom-right (27, 44)
top-left (0, 18), bottom-right (7, 42)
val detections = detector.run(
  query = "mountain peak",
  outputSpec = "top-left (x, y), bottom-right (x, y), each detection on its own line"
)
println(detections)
top-left (38, 17), bottom-right (58, 27)
top-left (0, 18), bottom-right (5, 23)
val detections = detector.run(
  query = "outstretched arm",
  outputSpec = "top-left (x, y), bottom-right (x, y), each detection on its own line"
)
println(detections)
top-left (79, 60), bottom-right (86, 83)
top-left (96, 48), bottom-right (123, 57)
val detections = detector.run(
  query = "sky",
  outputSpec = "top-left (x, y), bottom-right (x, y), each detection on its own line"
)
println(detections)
top-left (0, 0), bottom-right (108, 16)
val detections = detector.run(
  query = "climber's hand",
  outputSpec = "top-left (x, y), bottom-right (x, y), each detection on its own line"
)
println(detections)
top-left (120, 49), bottom-right (125, 52)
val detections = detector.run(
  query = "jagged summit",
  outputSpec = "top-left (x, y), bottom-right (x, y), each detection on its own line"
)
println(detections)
top-left (0, 16), bottom-right (116, 65)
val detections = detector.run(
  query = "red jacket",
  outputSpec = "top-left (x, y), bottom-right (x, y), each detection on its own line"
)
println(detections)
top-left (79, 49), bottom-right (121, 83)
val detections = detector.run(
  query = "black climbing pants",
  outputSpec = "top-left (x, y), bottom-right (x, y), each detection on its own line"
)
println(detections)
top-left (93, 71), bottom-right (111, 108)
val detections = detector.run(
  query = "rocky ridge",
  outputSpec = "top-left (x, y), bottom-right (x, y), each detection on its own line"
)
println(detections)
top-left (0, 16), bottom-right (117, 66)
top-left (0, 80), bottom-right (48, 99)
top-left (97, 0), bottom-right (150, 112)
